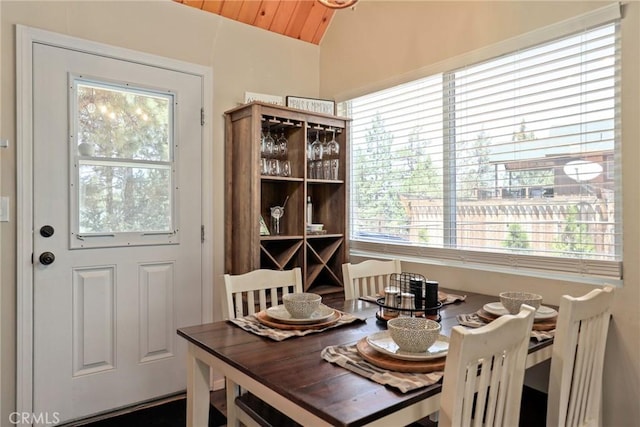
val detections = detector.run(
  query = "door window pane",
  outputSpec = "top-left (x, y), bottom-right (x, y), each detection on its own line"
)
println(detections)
top-left (73, 79), bottom-right (175, 239)
top-left (76, 82), bottom-right (171, 161)
top-left (78, 164), bottom-right (171, 233)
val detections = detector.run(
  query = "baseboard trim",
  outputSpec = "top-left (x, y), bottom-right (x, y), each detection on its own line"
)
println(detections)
top-left (60, 392), bottom-right (187, 426)
top-left (212, 377), bottom-right (226, 391)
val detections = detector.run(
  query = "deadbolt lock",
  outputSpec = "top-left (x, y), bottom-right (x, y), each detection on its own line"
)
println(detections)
top-left (40, 225), bottom-right (55, 237)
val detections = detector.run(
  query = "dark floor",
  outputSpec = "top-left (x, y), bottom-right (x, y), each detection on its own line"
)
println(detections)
top-left (215, 386), bottom-right (547, 427)
top-left (67, 383), bottom-right (546, 427)
top-left (64, 394), bottom-right (226, 427)
top-left (519, 386), bottom-right (548, 427)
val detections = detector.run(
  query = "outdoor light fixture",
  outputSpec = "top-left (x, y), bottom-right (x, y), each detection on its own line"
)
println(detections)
top-left (318, 0), bottom-right (358, 9)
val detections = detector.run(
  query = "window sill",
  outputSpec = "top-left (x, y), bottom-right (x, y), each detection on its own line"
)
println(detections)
top-left (350, 248), bottom-right (623, 288)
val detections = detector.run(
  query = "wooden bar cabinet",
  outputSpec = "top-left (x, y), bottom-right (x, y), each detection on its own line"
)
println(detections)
top-left (224, 102), bottom-right (350, 296)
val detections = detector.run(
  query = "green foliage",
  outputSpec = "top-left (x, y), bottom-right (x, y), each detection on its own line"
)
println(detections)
top-left (552, 205), bottom-right (595, 255)
top-left (458, 130), bottom-right (492, 199)
top-left (509, 120), bottom-right (553, 187)
top-left (352, 114), bottom-right (406, 233)
top-left (397, 126), bottom-right (441, 197)
top-left (503, 224), bottom-right (530, 250)
top-left (418, 228), bottom-right (430, 244)
top-left (77, 83), bottom-right (173, 233)
top-left (512, 119), bottom-right (535, 143)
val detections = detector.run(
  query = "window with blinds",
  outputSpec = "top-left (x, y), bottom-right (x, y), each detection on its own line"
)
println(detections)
top-left (340, 21), bottom-right (622, 279)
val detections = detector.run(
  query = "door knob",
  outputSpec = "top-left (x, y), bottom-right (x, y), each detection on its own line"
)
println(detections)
top-left (39, 252), bottom-right (55, 265)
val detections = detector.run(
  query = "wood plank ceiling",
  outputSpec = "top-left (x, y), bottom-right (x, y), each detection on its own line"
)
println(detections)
top-left (174, 0), bottom-right (337, 45)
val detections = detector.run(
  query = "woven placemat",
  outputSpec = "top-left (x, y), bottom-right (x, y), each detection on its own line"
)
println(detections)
top-left (456, 313), bottom-right (554, 342)
top-left (321, 344), bottom-right (443, 393)
top-left (229, 311), bottom-right (364, 341)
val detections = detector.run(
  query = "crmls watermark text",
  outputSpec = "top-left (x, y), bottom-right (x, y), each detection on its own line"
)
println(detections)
top-left (9, 412), bottom-right (61, 425)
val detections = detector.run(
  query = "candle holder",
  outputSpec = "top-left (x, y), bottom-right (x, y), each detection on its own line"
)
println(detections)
top-left (375, 272), bottom-right (442, 322)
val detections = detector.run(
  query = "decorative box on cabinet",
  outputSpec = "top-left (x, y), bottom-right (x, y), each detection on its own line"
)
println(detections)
top-left (224, 102), bottom-right (350, 296)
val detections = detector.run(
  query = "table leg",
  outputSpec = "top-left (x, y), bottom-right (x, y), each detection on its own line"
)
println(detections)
top-left (186, 344), bottom-right (210, 427)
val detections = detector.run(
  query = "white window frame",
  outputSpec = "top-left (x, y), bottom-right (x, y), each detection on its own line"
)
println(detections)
top-left (342, 4), bottom-right (623, 285)
top-left (69, 76), bottom-right (180, 248)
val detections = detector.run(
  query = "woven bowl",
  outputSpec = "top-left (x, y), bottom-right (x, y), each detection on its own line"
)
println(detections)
top-left (499, 291), bottom-right (543, 315)
top-left (387, 317), bottom-right (441, 353)
top-left (283, 292), bottom-right (322, 319)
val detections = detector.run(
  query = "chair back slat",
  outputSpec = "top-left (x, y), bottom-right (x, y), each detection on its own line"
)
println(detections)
top-left (342, 259), bottom-right (402, 299)
top-left (486, 355), bottom-right (503, 426)
top-left (547, 285), bottom-right (614, 427)
top-left (233, 293), bottom-right (243, 319)
top-left (439, 305), bottom-right (536, 427)
top-left (223, 268), bottom-right (303, 320)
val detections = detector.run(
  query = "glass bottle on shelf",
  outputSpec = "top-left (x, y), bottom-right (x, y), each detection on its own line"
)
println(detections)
top-left (306, 196), bottom-right (313, 225)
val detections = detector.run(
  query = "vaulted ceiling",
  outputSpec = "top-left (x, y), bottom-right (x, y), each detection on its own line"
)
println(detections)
top-left (173, 0), bottom-right (339, 45)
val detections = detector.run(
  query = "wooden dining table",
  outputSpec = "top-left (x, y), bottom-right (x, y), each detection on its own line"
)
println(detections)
top-left (177, 289), bottom-right (554, 427)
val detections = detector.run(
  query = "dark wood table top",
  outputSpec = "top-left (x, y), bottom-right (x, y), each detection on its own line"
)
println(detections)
top-left (177, 289), bottom-right (553, 427)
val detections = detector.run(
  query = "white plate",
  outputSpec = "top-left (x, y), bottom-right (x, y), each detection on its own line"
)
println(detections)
top-left (366, 331), bottom-right (449, 361)
top-left (265, 304), bottom-right (335, 324)
top-left (483, 302), bottom-right (558, 320)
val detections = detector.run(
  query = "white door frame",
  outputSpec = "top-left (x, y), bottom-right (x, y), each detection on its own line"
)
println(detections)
top-left (16, 25), bottom-right (214, 420)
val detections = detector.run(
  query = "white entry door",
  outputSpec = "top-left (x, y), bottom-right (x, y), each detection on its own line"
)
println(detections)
top-left (32, 43), bottom-right (203, 424)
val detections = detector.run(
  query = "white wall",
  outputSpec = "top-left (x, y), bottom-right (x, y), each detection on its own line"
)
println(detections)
top-left (320, 2), bottom-right (639, 426)
top-left (0, 0), bottom-right (320, 421)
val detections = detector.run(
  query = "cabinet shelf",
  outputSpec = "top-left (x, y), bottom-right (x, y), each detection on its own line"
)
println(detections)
top-left (225, 102), bottom-right (349, 295)
top-left (261, 235), bottom-right (304, 241)
top-left (261, 176), bottom-right (304, 182)
top-left (306, 233), bottom-right (344, 239)
top-left (310, 284), bottom-right (345, 296)
top-left (307, 179), bottom-right (344, 185)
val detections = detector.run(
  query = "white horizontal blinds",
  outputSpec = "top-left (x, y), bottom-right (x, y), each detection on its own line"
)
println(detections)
top-left (451, 23), bottom-right (620, 263)
top-left (347, 75), bottom-right (444, 242)
top-left (343, 14), bottom-right (621, 279)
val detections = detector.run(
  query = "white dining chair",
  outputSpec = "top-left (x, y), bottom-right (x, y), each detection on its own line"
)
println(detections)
top-left (222, 268), bottom-right (303, 427)
top-left (546, 285), bottom-right (615, 427)
top-left (342, 258), bottom-right (402, 300)
top-left (439, 304), bottom-right (536, 427)
top-left (223, 267), bottom-right (303, 320)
